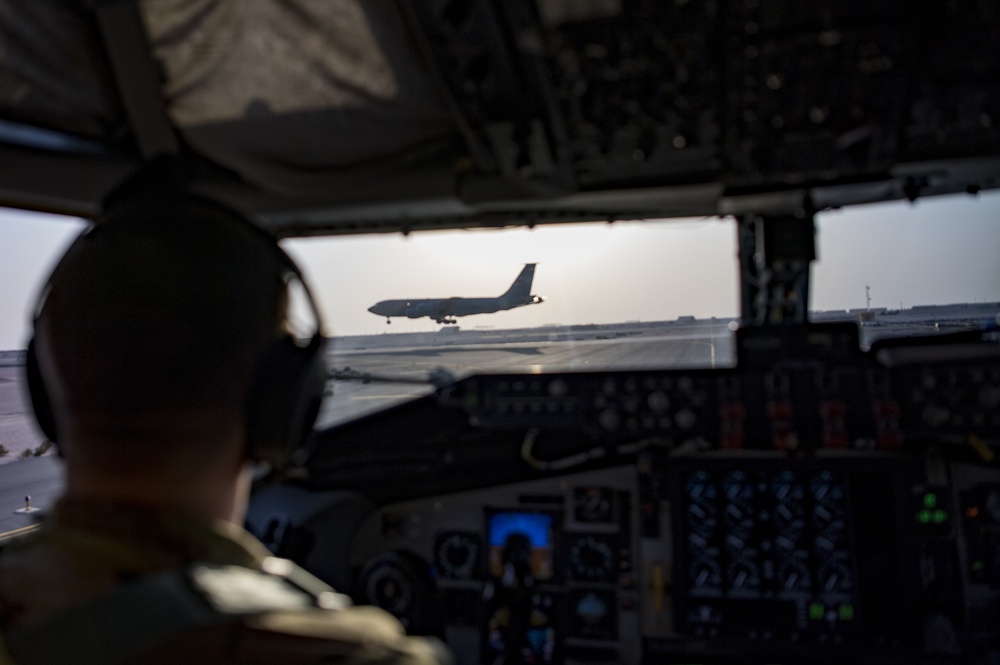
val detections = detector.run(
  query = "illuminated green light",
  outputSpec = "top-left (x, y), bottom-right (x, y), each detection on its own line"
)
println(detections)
top-left (972, 561), bottom-right (985, 571)
top-left (809, 602), bottom-right (825, 620)
top-left (923, 493), bottom-right (937, 508)
top-left (932, 509), bottom-right (947, 524)
top-left (918, 510), bottom-right (932, 524)
top-left (838, 604), bottom-right (855, 621)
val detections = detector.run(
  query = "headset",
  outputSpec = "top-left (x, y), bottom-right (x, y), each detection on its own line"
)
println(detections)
top-left (25, 162), bottom-right (328, 471)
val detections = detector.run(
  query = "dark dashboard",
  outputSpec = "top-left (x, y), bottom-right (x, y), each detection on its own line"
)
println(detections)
top-left (247, 324), bottom-right (1000, 664)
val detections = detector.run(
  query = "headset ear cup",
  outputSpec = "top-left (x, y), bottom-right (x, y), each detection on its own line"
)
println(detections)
top-left (25, 338), bottom-right (60, 447)
top-left (246, 335), bottom-right (326, 469)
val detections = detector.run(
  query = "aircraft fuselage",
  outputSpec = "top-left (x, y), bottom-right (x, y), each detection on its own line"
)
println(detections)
top-left (368, 264), bottom-right (543, 324)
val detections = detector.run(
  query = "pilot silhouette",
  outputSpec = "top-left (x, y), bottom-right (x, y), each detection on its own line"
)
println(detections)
top-left (0, 166), bottom-right (450, 665)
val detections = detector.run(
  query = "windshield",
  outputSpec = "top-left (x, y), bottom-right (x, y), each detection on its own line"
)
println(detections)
top-left (287, 217), bottom-right (741, 427)
top-left (1, 191), bottom-right (998, 448)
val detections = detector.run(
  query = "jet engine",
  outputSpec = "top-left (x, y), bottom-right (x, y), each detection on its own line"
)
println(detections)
top-left (406, 303), bottom-right (436, 318)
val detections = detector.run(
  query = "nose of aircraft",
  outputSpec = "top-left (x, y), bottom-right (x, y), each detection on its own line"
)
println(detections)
top-left (367, 305), bottom-right (378, 313)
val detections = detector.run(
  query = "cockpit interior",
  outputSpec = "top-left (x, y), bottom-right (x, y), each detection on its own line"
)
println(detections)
top-left (1, 2), bottom-right (999, 663)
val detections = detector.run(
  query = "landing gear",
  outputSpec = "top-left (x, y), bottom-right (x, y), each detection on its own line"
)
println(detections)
top-left (435, 318), bottom-right (458, 325)
top-left (386, 317), bottom-right (391, 324)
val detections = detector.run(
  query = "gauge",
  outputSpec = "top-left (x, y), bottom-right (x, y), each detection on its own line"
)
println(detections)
top-left (567, 533), bottom-right (617, 583)
top-left (685, 470), bottom-right (718, 502)
top-left (723, 499), bottom-right (756, 535)
top-left (724, 532), bottom-right (748, 556)
top-left (687, 531), bottom-right (717, 558)
top-left (434, 531), bottom-right (482, 580)
top-left (723, 470), bottom-right (754, 502)
top-left (570, 588), bottom-right (618, 640)
top-left (722, 471), bottom-right (757, 534)
top-left (689, 555), bottom-right (723, 590)
top-left (483, 591), bottom-right (558, 664)
top-left (809, 470), bottom-right (849, 542)
top-left (573, 486), bottom-right (616, 523)
top-left (777, 558), bottom-right (812, 593)
top-left (771, 470), bottom-right (805, 504)
top-left (687, 500), bottom-right (719, 534)
top-left (817, 559), bottom-right (854, 594)
top-left (356, 550), bottom-right (443, 635)
top-left (812, 502), bottom-right (847, 540)
top-left (773, 500), bottom-right (806, 536)
top-left (726, 558), bottom-right (762, 592)
top-left (809, 470), bottom-right (846, 504)
top-left (367, 563), bottom-right (412, 616)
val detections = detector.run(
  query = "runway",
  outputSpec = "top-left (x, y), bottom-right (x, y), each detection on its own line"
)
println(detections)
top-left (318, 321), bottom-right (734, 426)
top-left (0, 456), bottom-right (60, 538)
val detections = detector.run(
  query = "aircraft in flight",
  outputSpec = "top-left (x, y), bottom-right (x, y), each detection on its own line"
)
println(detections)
top-left (367, 263), bottom-right (544, 325)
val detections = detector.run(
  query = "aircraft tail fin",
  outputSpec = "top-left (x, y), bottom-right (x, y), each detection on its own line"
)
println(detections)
top-left (500, 263), bottom-right (536, 300)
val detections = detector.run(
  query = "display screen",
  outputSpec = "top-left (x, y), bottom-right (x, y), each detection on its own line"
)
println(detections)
top-left (486, 510), bottom-right (556, 581)
top-left (483, 510), bottom-right (560, 662)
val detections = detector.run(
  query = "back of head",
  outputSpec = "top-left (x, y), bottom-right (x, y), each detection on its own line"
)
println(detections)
top-left (30, 179), bottom-right (309, 471)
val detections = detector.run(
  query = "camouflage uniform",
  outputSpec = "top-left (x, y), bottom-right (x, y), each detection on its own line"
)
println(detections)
top-left (0, 498), bottom-right (450, 664)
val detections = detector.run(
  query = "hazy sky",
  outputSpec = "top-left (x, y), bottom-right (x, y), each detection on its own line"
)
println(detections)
top-left (1, 190), bottom-right (998, 348)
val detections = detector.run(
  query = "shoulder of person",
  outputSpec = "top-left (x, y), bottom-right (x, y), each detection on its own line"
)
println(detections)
top-left (4, 559), bottom-right (450, 665)
top-left (188, 561), bottom-right (450, 664)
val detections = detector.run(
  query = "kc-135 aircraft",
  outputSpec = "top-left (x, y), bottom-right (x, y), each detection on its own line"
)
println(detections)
top-left (367, 263), bottom-right (543, 325)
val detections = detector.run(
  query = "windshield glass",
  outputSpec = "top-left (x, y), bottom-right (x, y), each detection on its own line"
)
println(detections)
top-left (1, 191), bottom-right (998, 446)
top-left (284, 216), bottom-right (740, 427)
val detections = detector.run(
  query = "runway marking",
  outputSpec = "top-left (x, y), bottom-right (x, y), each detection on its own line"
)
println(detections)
top-left (686, 339), bottom-right (719, 369)
top-left (0, 523), bottom-right (40, 543)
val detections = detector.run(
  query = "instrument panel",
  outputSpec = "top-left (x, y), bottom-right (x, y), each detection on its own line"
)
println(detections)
top-left (663, 459), bottom-right (911, 655)
top-left (440, 326), bottom-right (1000, 456)
top-left (261, 323), bottom-right (1000, 664)
top-left (350, 466), bottom-right (640, 664)
top-left (347, 455), bottom-right (999, 664)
